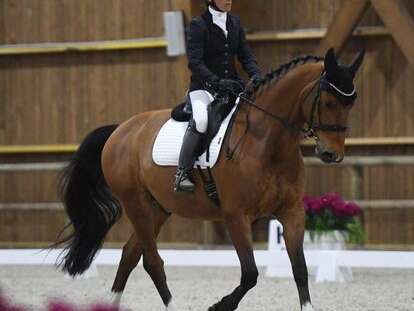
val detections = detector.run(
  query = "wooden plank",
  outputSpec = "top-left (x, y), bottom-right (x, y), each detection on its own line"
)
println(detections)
top-left (0, 144), bottom-right (78, 154)
top-left (168, 0), bottom-right (194, 102)
top-left (0, 163), bottom-right (66, 172)
top-left (316, 0), bottom-right (370, 55)
top-left (189, 0), bottom-right (206, 17)
top-left (168, 0), bottom-right (194, 17)
top-left (0, 64), bottom-right (4, 130)
top-left (356, 200), bottom-right (414, 209)
top-left (302, 137), bottom-right (414, 146)
top-left (0, 1), bottom-right (4, 130)
top-left (0, 1), bottom-right (4, 44)
top-left (304, 156), bottom-right (414, 166)
top-left (365, 208), bottom-right (414, 244)
top-left (248, 26), bottom-right (389, 42)
top-left (4, 200), bottom-right (412, 212)
top-left (0, 27), bottom-right (390, 56)
top-left (371, 0), bottom-right (414, 67)
top-left (1, 137), bottom-right (413, 154)
top-left (0, 37), bottom-right (167, 56)
top-left (2, 0), bottom-right (168, 44)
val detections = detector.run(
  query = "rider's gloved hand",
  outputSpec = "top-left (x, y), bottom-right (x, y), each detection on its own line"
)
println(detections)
top-left (250, 73), bottom-right (265, 88)
top-left (217, 79), bottom-right (237, 93)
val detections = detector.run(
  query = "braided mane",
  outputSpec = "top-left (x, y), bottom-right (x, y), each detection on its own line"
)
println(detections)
top-left (253, 55), bottom-right (324, 95)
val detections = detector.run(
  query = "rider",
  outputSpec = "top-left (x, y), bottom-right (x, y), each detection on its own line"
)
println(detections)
top-left (174, 0), bottom-right (264, 192)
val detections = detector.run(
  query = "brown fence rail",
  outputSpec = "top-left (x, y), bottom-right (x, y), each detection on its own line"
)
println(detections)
top-left (0, 26), bottom-right (389, 56)
top-left (1, 154), bottom-right (413, 248)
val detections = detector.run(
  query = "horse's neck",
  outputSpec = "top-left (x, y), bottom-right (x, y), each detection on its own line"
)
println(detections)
top-left (240, 63), bottom-right (323, 163)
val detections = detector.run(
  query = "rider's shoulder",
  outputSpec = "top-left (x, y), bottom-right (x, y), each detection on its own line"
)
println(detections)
top-left (228, 13), bottom-right (241, 25)
top-left (190, 16), bottom-right (207, 28)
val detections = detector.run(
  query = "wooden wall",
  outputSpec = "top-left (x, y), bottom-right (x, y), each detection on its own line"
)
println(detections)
top-left (1, 0), bottom-right (413, 247)
top-left (1, 0), bottom-right (168, 43)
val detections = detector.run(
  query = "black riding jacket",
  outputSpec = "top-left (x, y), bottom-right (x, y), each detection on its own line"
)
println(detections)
top-left (187, 9), bottom-right (262, 92)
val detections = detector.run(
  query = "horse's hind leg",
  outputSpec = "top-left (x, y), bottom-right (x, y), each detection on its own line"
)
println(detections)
top-left (279, 206), bottom-right (312, 311)
top-left (111, 204), bottom-right (170, 306)
top-left (121, 190), bottom-right (175, 310)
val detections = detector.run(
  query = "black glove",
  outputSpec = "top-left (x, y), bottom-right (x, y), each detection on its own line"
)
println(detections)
top-left (217, 79), bottom-right (238, 93)
top-left (250, 73), bottom-right (266, 87)
top-left (250, 73), bottom-right (265, 88)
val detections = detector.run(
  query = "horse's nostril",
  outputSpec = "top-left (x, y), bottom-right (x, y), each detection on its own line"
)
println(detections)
top-left (321, 151), bottom-right (336, 162)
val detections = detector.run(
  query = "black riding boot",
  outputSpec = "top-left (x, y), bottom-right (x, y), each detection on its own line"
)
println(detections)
top-left (174, 126), bottom-right (203, 192)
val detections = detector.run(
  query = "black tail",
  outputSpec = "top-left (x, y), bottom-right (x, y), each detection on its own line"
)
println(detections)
top-left (56, 124), bottom-right (121, 276)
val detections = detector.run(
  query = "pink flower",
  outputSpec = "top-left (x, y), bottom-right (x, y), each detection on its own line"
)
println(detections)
top-left (0, 295), bottom-right (27, 311)
top-left (303, 195), bottom-right (324, 214)
top-left (48, 302), bottom-right (76, 311)
top-left (48, 302), bottom-right (121, 311)
top-left (344, 202), bottom-right (362, 216)
top-left (0, 295), bottom-right (124, 311)
top-left (303, 193), bottom-right (362, 217)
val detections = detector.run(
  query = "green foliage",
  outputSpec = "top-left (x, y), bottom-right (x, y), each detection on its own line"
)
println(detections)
top-left (345, 219), bottom-right (365, 245)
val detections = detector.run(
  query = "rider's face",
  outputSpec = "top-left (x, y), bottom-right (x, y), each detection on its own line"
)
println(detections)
top-left (213, 0), bottom-right (232, 12)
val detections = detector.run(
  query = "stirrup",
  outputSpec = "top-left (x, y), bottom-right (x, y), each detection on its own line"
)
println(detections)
top-left (174, 168), bottom-right (195, 193)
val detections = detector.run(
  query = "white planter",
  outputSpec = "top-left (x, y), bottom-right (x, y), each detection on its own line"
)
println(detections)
top-left (304, 230), bottom-right (347, 250)
top-left (304, 230), bottom-right (353, 282)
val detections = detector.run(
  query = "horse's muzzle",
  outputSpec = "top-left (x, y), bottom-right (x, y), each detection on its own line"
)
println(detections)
top-left (315, 145), bottom-right (343, 163)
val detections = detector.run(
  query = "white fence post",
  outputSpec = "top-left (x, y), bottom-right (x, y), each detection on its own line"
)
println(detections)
top-left (314, 250), bottom-right (353, 283)
top-left (265, 220), bottom-right (354, 282)
top-left (265, 220), bottom-right (292, 278)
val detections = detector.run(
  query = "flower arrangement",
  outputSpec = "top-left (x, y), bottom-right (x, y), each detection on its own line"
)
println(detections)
top-left (302, 192), bottom-right (365, 244)
top-left (0, 294), bottom-right (123, 311)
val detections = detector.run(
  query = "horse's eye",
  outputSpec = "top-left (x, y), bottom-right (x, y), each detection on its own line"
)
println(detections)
top-left (326, 101), bottom-right (336, 109)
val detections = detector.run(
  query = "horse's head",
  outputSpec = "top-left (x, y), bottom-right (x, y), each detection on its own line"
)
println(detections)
top-left (305, 48), bottom-right (365, 163)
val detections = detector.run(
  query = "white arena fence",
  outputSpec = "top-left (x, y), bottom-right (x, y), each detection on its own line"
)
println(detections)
top-left (0, 247), bottom-right (413, 269)
top-left (0, 220), bottom-right (413, 283)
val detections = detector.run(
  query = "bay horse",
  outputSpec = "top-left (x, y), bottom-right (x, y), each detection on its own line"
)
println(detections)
top-left (56, 48), bottom-right (364, 311)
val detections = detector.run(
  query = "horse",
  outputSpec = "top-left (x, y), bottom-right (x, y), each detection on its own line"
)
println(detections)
top-left (56, 48), bottom-right (365, 311)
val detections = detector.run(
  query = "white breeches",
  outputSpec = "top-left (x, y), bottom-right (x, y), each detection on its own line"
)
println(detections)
top-left (189, 90), bottom-right (215, 133)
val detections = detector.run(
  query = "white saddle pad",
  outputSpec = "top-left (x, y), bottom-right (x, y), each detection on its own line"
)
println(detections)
top-left (152, 103), bottom-right (238, 168)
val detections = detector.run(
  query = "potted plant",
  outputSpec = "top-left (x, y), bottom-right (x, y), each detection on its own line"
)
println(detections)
top-left (302, 192), bottom-right (365, 249)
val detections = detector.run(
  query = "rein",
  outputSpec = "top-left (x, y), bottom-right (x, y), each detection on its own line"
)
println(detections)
top-left (225, 75), bottom-right (354, 159)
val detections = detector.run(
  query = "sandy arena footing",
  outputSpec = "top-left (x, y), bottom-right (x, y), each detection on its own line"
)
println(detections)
top-left (0, 265), bottom-right (413, 311)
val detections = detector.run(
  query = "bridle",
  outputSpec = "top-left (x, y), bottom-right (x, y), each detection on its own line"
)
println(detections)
top-left (303, 75), bottom-right (356, 140)
top-left (236, 74), bottom-right (356, 137)
top-left (223, 74), bottom-right (357, 159)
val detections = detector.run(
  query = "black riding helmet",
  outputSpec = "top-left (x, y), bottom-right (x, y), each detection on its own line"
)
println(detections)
top-left (205, 0), bottom-right (225, 12)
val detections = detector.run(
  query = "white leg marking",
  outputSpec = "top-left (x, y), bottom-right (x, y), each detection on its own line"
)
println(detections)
top-left (166, 298), bottom-right (178, 311)
top-left (302, 302), bottom-right (314, 311)
top-left (111, 291), bottom-right (123, 307)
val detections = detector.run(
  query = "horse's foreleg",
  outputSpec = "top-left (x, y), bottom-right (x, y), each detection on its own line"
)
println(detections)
top-left (280, 208), bottom-right (312, 311)
top-left (208, 215), bottom-right (258, 311)
top-left (111, 206), bottom-right (170, 306)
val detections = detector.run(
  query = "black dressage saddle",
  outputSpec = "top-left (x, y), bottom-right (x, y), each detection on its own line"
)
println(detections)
top-left (171, 93), bottom-right (238, 160)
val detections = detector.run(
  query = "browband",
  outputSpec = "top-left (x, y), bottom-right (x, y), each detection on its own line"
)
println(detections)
top-left (320, 79), bottom-right (357, 102)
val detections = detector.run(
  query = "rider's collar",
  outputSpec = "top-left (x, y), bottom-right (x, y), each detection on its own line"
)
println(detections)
top-left (209, 6), bottom-right (228, 31)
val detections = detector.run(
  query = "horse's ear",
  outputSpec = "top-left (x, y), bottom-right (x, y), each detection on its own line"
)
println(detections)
top-left (349, 49), bottom-right (365, 77)
top-left (324, 48), bottom-right (338, 75)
